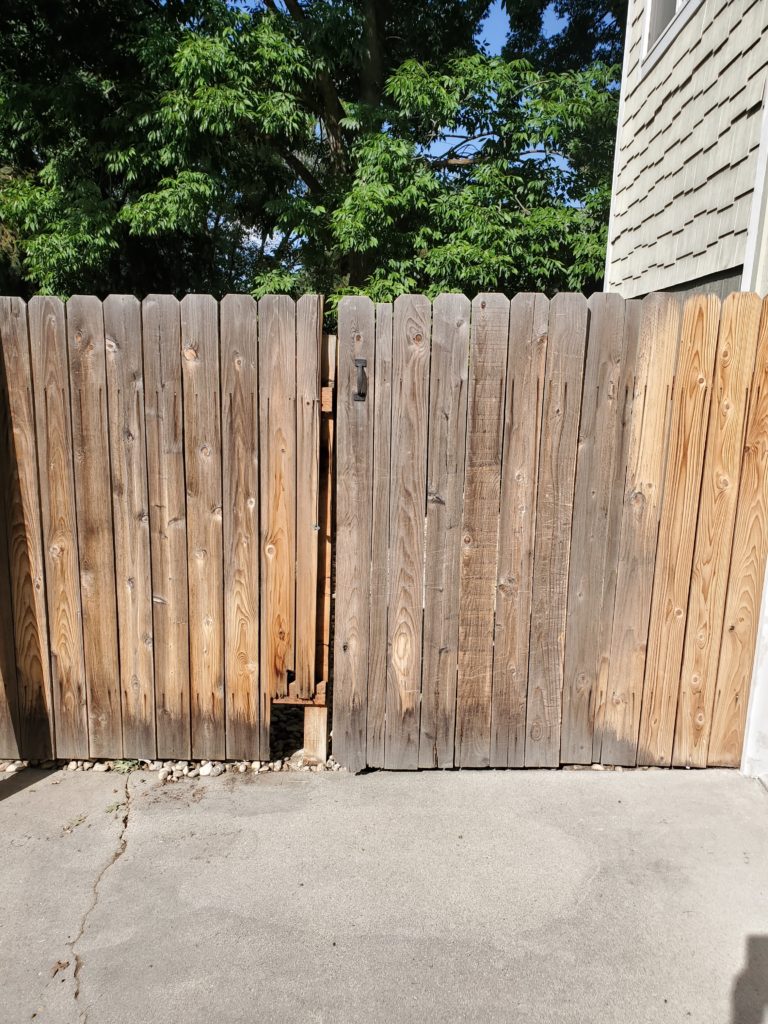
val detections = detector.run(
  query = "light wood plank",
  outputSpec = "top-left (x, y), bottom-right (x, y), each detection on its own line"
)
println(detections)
top-left (385, 294), bottom-right (431, 769)
top-left (181, 294), bottom-right (224, 760)
top-left (29, 296), bottom-right (88, 758)
top-left (600, 295), bottom-right (681, 766)
top-left (525, 293), bottom-right (587, 767)
top-left (366, 303), bottom-right (393, 768)
top-left (490, 294), bottom-right (548, 767)
top-left (220, 294), bottom-right (260, 759)
top-left (638, 294), bottom-right (721, 766)
top-left (455, 294), bottom-right (509, 767)
top-left (0, 298), bottom-right (54, 759)
top-left (295, 294), bottom-right (322, 699)
top-left (68, 296), bottom-right (122, 758)
top-left (104, 295), bottom-right (156, 758)
top-left (142, 295), bottom-right (190, 759)
top-left (560, 293), bottom-right (628, 764)
top-left (419, 294), bottom-right (470, 769)
top-left (258, 295), bottom-right (296, 735)
top-left (709, 296), bottom-right (768, 764)
top-left (333, 297), bottom-right (375, 771)
top-left (674, 292), bottom-right (762, 767)
top-left (303, 705), bottom-right (328, 764)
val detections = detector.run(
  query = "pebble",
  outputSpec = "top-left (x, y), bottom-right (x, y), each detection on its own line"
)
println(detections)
top-left (188, 767), bottom-right (199, 778)
top-left (199, 762), bottom-right (212, 777)
top-left (251, 761), bottom-right (261, 772)
top-left (82, 762), bottom-right (92, 771)
top-left (238, 762), bottom-right (248, 774)
top-left (209, 764), bottom-right (225, 778)
top-left (93, 762), bottom-right (110, 772)
top-left (158, 768), bottom-right (171, 782)
top-left (67, 761), bottom-right (78, 771)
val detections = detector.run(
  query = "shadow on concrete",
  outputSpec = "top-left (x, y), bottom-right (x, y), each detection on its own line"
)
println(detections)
top-left (732, 936), bottom-right (768, 1024)
top-left (0, 767), bottom-right (52, 803)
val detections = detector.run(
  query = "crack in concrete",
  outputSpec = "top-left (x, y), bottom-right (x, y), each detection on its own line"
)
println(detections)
top-left (66, 775), bottom-right (132, 1023)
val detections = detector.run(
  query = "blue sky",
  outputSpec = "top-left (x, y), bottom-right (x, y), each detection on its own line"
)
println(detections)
top-left (479, 1), bottom-right (568, 55)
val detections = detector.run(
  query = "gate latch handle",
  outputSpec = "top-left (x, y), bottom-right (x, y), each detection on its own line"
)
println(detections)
top-left (353, 357), bottom-right (367, 402)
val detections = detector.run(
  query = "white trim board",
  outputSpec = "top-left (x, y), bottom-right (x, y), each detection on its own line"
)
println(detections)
top-left (742, 78), bottom-right (768, 295)
top-left (639, 0), bottom-right (706, 80)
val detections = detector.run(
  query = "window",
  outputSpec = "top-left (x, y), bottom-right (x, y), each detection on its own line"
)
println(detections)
top-left (642, 0), bottom-right (706, 73)
top-left (648, 0), bottom-right (676, 47)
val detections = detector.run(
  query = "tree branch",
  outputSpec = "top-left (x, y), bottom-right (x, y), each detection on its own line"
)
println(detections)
top-left (282, 150), bottom-right (323, 193)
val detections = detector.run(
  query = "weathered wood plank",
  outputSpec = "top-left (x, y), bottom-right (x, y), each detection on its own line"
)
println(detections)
top-left (220, 294), bottom-right (260, 759)
top-left (638, 294), bottom-right (721, 767)
top-left (29, 296), bottom-right (88, 758)
top-left (142, 295), bottom-right (190, 759)
top-left (67, 296), bottom-right (122, 758)
top-left (490, 293), bottom-right (548, 767)
top-left (455, 294), bottom-right (509, 768)
top-left (0, 298), bottom-right (54, 759)
top-left (303, 705), bottom-right (328, 764)
top-left (104, 295), bottom-right (156, 758)
top-left (708, 296), bottom-right (768, 765)
top-left (525, 293), bottom-right (587, 767)
top-left (258, 295), bottom-right (296, 733)
top-left (295, 294), bottom-right (322, 699)
top-left (590, 299), bottom-right (641, 763)
top-left (315, 333), bottom-right (336, 685)
top-left (419, 293), bottom-right (470, 769)
top-left (0, 321), bottom-right (20, 759)
top-left (366, 303), bottom-right (393, 768)
top-left (333, 297), bottom-right (375, 771)
top-left (599, 295), bottom-right (681, 766)
top-left (181, 294), bottom-right (225, 761)
top-left (560, 293), bottom-right (628, 764)
top-left (385, 294), bottom-right (431, 770)
top-left (674, 292), bottom-right (762, 767)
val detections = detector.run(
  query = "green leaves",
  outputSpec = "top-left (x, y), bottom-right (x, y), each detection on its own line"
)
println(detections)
top-left (0, 0), bottom-right (622, 300)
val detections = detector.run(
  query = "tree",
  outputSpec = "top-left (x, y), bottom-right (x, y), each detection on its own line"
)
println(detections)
top-left (503, 0), bottom-right (628, 70)
top-left (0, 0), bottom-right (623, 300)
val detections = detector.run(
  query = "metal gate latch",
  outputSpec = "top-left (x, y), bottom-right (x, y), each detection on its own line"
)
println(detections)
top-left (353, 357), bottom-right (368, 401)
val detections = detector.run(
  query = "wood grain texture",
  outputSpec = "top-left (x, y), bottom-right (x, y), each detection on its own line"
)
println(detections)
top-left (104, 295), bottom-right (156, 758)
top-left (68, 296), bottom-right (122, 758)
top-left (674, 292), bottom-right (762, 767)
top-left (333, 297), bottom-right (375, 771)
top-left (455, 294), bottom-right (509, 767)
top-left (258, 295), bottom-right (296, 724)
top-left (181, 295), bottom-right (224, 760)
top-left (490, 293), bottom-right (548, 767)
top-left (638, 294), bottom-right (721, 767)
top-left (385, 295), bottom-right (431, 769)
top-left (708, 296), bottom-right (768, 765)
top-left (0, 298), bottom-right (54, 759)
top-left (599, 295), bottom-right (681, 766)
top-left (525, 293), bottom-right (587, 767)
top-left (29, 296), bottom-right (88, 758)
top-left (419, 294), bottom-right (470, 769)
top-left (560, 293), bottom-right (629, 764)
top-left (590, 299), bottom-right (641, 763)
top-left (142, 295), bottom-right (190, 759)
top-left (0, 315), bottom-right (20, 758)
top-left (366, 303), bottom-right (393, 768)
top-left (220, 295), bottom-right (260, 759)
top-left (303, 704), bottom-right (328, 764)
top-left (295, 294), bottom-right (322, 699)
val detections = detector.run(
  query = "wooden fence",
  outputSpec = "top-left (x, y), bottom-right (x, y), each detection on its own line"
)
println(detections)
top-left (333, 292), bottom-right (768, 771)
top-left (0, 295), bottom-right (330, 763)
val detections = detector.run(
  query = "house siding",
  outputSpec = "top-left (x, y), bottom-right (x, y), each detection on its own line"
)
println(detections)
top-left (606, 0), bottom-right (768, 297)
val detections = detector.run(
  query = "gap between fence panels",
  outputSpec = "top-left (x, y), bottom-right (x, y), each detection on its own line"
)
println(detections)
top-left (0, 292), bottom-right (767, 775)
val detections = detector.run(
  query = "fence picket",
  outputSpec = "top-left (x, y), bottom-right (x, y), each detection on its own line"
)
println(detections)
top-left (708, 296), bottom-right (768, 764)
top-left (221, 295), bottom-right (261, 759)
top-left (181, 295), bottom-right (225, 761)
top-left (0, 298), bottom-right (53, 759)
top-left (142, 295), bottom-right (190, 759)
top-left (104, 295), bottom-right (155, 758)
top-left (419, 294), bottom-right (470, 769)
top-left (638, 294), bottom-right (721, 767)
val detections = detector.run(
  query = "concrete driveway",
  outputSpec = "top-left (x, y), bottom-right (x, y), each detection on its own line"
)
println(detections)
top-left (1, 766), bottom-right (767, 1024)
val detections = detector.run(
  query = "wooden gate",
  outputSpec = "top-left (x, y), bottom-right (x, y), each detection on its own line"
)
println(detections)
top-left (0, 295), bottom-right (329, 763)
top-left (333, 292), bottom-right (768, 772)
